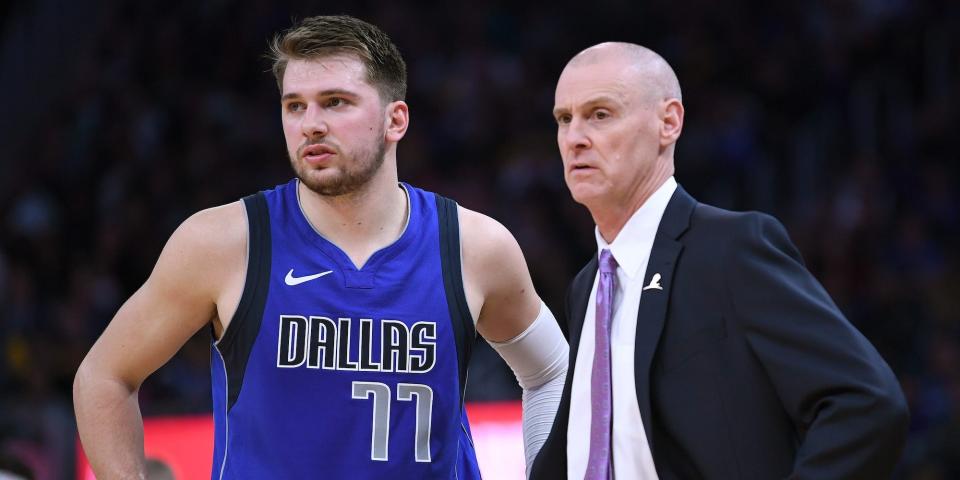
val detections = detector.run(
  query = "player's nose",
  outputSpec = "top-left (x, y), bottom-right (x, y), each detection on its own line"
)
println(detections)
top-left (301, 105), bottom-right (329, 138)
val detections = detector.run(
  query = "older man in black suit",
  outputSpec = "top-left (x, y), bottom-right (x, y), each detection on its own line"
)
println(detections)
top-left (531, 42), bottom-right (909, 480)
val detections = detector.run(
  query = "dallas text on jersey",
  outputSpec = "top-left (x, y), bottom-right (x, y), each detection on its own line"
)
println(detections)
top-left (276, 316), bottom-right (438, 373)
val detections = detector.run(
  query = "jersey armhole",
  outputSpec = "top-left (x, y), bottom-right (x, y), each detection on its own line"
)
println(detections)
top-left (214, 191), bottom-right (272, 411)
top-left (435, 194), bottom-right (476, 406)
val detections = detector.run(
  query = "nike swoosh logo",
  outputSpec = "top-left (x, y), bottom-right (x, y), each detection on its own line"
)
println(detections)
top-left (284, 269), bottom-right (333, 286)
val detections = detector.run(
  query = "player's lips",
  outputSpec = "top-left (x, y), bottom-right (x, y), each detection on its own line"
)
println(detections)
top-left (302, 144), bottom-right (336, 165)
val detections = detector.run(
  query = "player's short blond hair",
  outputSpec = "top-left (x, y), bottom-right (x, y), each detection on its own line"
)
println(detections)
top-left (268, 15), bottom-right (407, 102)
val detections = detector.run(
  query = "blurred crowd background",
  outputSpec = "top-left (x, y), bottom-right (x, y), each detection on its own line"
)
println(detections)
top-left (1, 0), bottom-right (957, 478)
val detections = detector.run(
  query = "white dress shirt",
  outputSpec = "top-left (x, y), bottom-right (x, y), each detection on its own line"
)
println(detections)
top-left (567, 176), bottom-right (677, 480)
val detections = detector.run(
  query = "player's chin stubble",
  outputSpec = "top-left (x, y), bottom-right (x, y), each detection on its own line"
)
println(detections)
top-left (291, 139), bottom-right (387, 197)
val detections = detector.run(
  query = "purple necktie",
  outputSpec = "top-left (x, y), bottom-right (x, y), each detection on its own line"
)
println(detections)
top-left (585, 248), bottom-right (618, 480)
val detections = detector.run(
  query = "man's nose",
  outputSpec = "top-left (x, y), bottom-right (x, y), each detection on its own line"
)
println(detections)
top-left (561, 119), bottom-right (591, 152)
top-left (301, 104), bottom-right (329, 138)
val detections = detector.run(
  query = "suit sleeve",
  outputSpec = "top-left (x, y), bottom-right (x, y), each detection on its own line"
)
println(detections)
top-left (723, 213), bottom-right (909, 479)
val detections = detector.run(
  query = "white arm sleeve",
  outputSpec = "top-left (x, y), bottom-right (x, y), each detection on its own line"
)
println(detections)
top-left (487, 301), bottom-right (568, 478)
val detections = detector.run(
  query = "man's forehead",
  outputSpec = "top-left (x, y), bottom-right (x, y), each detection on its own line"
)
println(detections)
top-left (285, 55), bottom-right (363, 77)
top-left (282, 56), bottom-right (370, 93)
top-left (555, 65), bottom-right (636, 107)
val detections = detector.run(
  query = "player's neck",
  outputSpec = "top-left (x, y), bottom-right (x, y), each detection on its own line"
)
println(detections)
top-left (297, 165), bottom-right (408, 269)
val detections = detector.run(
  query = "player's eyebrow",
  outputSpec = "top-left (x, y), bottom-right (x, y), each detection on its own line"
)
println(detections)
top-left (281, 89), bottom-right (361, 102)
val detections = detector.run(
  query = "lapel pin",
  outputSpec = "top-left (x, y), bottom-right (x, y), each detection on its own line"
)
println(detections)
top-left (643, 273), bottom-right (663, 291)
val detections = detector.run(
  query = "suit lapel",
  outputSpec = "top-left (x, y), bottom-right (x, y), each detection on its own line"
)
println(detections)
top-left (633, 186), bottom-right (696, 451)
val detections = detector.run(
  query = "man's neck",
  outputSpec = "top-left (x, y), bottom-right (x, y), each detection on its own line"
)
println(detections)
top-left (297, 166), bottom-right (408, 268)
top-left (591, 162), bottom-right (673, 244)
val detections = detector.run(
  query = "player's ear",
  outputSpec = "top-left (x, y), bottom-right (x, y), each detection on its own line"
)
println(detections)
top-left (384, 100), bottom-right (409, 142)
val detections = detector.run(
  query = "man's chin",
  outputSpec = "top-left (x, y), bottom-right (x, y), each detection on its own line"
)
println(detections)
top-left (304, 181), bottom-right (349, 197)
top-left (297, 170), bottom-right (345, 195)
top-left (567, 183), bottom-right (603, 206)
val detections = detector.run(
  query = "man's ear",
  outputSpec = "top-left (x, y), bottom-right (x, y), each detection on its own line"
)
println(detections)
top-left (385, 100), bottom-right (409, 142)
top-left (660, 98), bottom-right (684, 147)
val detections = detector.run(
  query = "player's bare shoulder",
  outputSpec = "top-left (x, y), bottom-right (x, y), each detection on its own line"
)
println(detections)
top-left (154, 200), bottom-right (249, 335)
top-left (457, 205), bottom-right (527, 288)
top-left (164, 201), bottom-right (247, 275)
top-left (457, 205), bottom-right (539, 341)
top-left (177, 201), bottom-right (248, 260)
top-left (457, 205), bottom-right (523, 261)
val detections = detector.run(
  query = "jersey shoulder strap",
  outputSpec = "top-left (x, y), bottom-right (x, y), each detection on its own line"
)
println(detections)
top-left (434, 194), bottom-right (475, 406)
top-left (216, 192), bottom-right (272, 411)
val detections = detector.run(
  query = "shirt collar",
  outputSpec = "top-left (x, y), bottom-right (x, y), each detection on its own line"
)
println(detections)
top-left (595, 176), bottom-right (678, 279)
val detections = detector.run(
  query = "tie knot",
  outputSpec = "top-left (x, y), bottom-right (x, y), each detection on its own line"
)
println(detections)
top-left (599, 248), bottom-right (618, 275)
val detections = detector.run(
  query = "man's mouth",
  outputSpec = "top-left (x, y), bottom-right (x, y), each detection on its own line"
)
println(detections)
top-left (302, 143), bottom-right (335, 157)
top-left (302, 144), bottom-right (337, 165)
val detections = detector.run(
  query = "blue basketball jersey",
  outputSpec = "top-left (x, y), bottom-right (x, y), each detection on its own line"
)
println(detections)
top-left (210, 179), bottom-right (481, 479)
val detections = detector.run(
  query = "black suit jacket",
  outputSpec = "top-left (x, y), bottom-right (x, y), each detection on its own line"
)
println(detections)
top-left (531, 186), bottom-right (908, 480)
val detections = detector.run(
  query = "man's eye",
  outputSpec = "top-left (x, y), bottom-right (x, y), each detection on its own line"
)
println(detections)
top-left (594, 110), bottom-right (609, 119)
top-left (287, 102), bottom-right (305, 112)
top-left (326, 98), bottom-right (343, 107)
top-left (556, 114), bottom-right (571, 125)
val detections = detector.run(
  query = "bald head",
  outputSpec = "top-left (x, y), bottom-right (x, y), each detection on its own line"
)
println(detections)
top-left (565, 42), bottom-right (682, 103)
